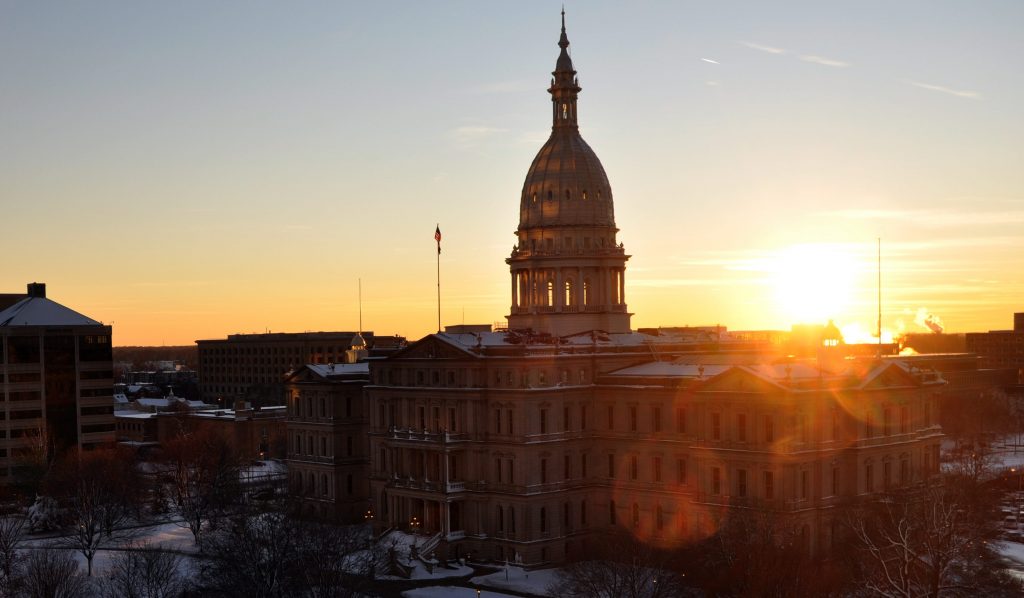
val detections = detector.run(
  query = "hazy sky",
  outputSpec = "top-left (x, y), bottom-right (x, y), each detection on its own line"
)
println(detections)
top-left (2, 1), bottom-right (1022, 345)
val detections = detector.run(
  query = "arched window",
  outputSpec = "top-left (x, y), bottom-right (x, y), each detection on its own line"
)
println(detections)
top-left (597, 190), bottom-right (602, 200)
top-left (321, 474), bottom-right (328, 496)
top-left (546, 280), bottom-right (554, 306)
top-left (582, 190), bottom-right (588, 200)
top-left (562, 103), bottom-right (568, 119)
top-left (583, 279), bottom-right (591, 305)
top-left (564, 279), bottom-right (574, 306)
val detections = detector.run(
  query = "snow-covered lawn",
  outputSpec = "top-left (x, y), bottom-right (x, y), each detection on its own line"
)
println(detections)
top-left (471, 564), bottom-right (560, 595)
top-left (23, 520), bottom-right (202, 579)
top-left (403, 588), bottom-right (521, 598)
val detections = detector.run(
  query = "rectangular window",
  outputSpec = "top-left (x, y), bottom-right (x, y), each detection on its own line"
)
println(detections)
top-left (800, 470), bottom-right (809, 500)
top-left (883, 407), bottom-right (893, 436)
top-left (609, 500), bottom-right (616, 525)
top-left (581, 500), bottom-right (587, 526)
top-left (653, 457), bottom-right (662, 483)
top-left (832, 467), bottom-right (840, 496)
top-left (607, 406), bottom-right (614, 430)
top-left (900, 406), bottom-right (909, 434)
top-left (608, 454), bottom-right (615, 478)
top-left (712, 413), bottom-right (721, 440)
top-left (495, 409), bottom-right (502, 433)
top-left (507, 409), bottom-right (514, 435)
top-left (866, 464), bottom-right (874, 492)
top-left (653, 407), bottom-right (662, 432)
top-left (883, 461), bottom-right (892, 488)
top-left (737, 469), bottom-right (747, 497)
top-left (676, 407), bottom-right (687, 433)
top-left (564, 455), bottom-right (571, 480)
top-left (712, 467), bottom-right (721, 495)
top-left (581, 454), bottom-right (588, 478)
top-left (581, 405), bottom-right (587, 430)
top-left (677, 459), bottom-right (687, 485)
top-left (765, 416), bottom-right (774, 443)
top-left (630, 455), bottom-right (638, 480)
top-left (764, 471), bottom-right (775, 499)
top-left (540, 409), bottom-right (548, 434)
top-left (630, 406), bottom-right (638, 432)
top-left (737, 414), bottom-right (747, 442)
top-left (540, 459), bottom-right (548, 484)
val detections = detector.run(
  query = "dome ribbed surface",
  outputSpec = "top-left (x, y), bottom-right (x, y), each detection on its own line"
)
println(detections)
top-left (518, 129), bottom-right (615, 228)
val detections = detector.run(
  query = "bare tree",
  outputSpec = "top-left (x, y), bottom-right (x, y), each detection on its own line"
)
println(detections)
top-left (199, 511), bottom-right (301, 598)
top-left (44, 447), bottom-right (143, 576)
top-left (0, 514), bottom-right (27, 594)
top-left (97, 542), bottom-right (190, 598)
top-left (549, 533), bottom-right (690, 598)
top-left (20, 549), bottom-right (88, 598)
top-left (295, 520), bottom-right (384, 598)
top-left (163, 424), bottom-right (243, 547)
top-left (847, 485), bottom-right (1019, 598)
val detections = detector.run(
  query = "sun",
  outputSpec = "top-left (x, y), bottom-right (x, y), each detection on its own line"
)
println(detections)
top-left (770, 244), bottom-right (859, 324)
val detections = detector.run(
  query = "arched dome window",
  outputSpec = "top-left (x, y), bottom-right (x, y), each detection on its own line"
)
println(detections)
top-left (532, 192), bottom-right (537, 203)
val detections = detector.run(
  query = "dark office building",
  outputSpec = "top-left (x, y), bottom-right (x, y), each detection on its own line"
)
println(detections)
top-left (0, 283), bottom-right (115, 479)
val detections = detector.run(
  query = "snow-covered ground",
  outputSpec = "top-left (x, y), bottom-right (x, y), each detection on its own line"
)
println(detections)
top-left (471, 564), bottom-right (561, 595)
top-left (403, 588), bottom-right (521, 598)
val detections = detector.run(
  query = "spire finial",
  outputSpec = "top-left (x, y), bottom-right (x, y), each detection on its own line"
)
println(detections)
top-left (558, 7), bottom-right (569, 50)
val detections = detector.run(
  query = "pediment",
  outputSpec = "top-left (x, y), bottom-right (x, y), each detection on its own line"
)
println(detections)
top-left (696, 366), bottom-right (785, 395)
top-left (391, 334), bottom-right (476, 361)
top-left (859, 363), bottom-right (919, 390)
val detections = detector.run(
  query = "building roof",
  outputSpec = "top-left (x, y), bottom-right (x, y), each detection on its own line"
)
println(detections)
top-left (0, 296), bottom-right (102, 327)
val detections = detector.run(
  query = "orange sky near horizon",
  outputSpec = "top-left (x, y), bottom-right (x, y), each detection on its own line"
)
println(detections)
top-left (3, 2), bottom-right (1022, 346)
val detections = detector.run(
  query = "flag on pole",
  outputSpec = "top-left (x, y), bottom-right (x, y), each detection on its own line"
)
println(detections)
top-left (434, 225), bottom-right (442, 255)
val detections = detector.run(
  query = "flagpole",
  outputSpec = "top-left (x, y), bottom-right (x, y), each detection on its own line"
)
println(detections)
top-left (436, 224), bottom-right (441, 333)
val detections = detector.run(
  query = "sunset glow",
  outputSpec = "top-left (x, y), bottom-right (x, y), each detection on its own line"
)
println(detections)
top-left (2, 2), bottom-right (1022, 345)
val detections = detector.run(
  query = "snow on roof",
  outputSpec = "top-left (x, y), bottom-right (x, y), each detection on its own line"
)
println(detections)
top-left (608, 362), bottom-right (731, 378)
top-left (306, 362), bottom-right (369, 377)
top-left (115, 410), bottom-right (157, 419)
top-left (0, 296), bottom-right (102, 327)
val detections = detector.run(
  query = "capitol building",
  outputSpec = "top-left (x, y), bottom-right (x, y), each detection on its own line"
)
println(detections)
top-left (355, 15), bottom-right (945, 565)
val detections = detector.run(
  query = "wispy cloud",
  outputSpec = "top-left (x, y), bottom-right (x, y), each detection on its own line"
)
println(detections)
top-left (799, 54), bottom-right (850, 68)
top-left (740, 41), bottom-right (787, 54)
top-left (907, 81), bottom-right (982, 100)
top-left (832, 207), bottom-right (1024, 228)
top-left (450, 125), bottom-right (507, 149)
top-left (701, 58), bottom-right (720, 64)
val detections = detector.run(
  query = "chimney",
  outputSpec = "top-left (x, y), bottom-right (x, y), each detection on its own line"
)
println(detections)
top-left (26, 282), bottom-right (46, 298)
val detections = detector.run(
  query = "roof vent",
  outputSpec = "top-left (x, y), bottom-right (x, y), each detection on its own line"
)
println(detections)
top-left (27, 282), bottom-right (46, 298)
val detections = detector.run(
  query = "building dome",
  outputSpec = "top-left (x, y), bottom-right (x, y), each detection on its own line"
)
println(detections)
top-left (519, 131), bottom-right (615, 228)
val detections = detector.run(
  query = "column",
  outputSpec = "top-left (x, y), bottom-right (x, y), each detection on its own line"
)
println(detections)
top-left (556, 268), bottom-right (564, 310)
top-left (619, 268), bottom-right (626, 305)
top-left (511, 272), bottom-right (518, 309)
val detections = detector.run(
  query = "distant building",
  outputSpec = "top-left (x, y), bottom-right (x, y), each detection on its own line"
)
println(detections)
top-left (196, 331), bottom-right (403, 406)
top-left (901, 333), bottom-right (966, 355)
top-left (0, 282), bottom-right (115, 477)
top-left (965, 312), bottom-right (1024, 378)
top-left (284, 362), bottom-right (371, 522)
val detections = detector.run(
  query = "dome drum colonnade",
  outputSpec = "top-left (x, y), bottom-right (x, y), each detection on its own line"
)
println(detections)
top-left (506, 11), bottom-right (632, 335)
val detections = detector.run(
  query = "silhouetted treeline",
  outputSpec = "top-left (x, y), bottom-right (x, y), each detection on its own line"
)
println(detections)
top-left (113, 345), bottom-right (198, 371)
